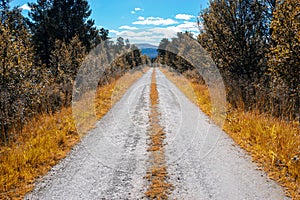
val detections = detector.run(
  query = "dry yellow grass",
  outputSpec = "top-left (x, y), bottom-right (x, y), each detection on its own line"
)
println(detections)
top-left (225, 110), bottom-right (300, 199)
top-left (145, 69), bottom-right (173, 199)
top-left (160, 67), bottom-right (300, 199)
top-left (0, 108), bottom-right (79, 200)
top-left (0, 68), bottom-right (148, 200)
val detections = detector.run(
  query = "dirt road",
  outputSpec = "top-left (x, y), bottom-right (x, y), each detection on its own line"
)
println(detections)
top-left (26, 68), bottom-right (289, 199)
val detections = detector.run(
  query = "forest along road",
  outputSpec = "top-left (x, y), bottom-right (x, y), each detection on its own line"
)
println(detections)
top-left (26, 68), bottom-right (289, 200)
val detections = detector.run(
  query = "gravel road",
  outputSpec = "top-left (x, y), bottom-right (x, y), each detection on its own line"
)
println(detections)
top-left (25, 68), bottom-right (289, 200)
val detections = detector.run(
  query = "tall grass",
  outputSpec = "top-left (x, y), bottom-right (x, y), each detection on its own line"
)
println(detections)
top-left (160, 67), bottom-right (300, 199)
top-left (225, 109), bottom-right (300, 198)
top-left (0, 108), bottom-right (78, 199)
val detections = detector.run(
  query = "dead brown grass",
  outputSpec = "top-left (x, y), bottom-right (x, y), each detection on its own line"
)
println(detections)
top-left (0, 68), bottom-right (147, 200)
top-left (0, 108), bottom-right (79, 200)
top-left (160, 67), bottom-right (300, 199)
top-left (225, 110), bottom-right (300, 199)
top-left (145, 68), bottom-right (173, 199)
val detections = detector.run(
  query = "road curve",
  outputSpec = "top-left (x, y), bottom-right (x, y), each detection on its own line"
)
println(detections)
top-left (25, 68), bottom-right (289, 200)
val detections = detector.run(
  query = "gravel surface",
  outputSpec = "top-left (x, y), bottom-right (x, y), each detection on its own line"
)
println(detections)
top-left (25, 68), bottom-right (289, 200)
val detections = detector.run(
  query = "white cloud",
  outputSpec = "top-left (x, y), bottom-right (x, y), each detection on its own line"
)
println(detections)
top-left (138, 16), bottom-right (145, 21)
top-left (109, 29), bottom-right (119, 34)
top-left (109, 29), bottom-right (161, 45)
top-left (109, 20), bottom-right (199, 45)
top-left (109, 27), bottom-right (198, 46)
top-left (176, 21), bottom-right (199, 32)
top-left (175, 14), bottom-right (195, 20)
top-left (19, 4), bottom-right (31, 11)
top-left (131, 8), bottom-right (144, 14)
top-left (119, 25), bottom-right (138, 30)
top-left (133, 17), bottom-right (178, 26)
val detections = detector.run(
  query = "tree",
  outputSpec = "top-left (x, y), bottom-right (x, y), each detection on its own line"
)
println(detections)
top-left (125, 39), bottom-right (130, 49)
top-left (99, 28), bottom-right (109, 41)
top-left (268, 0), bottom-right (300, 119)
top-left (50, 35), bottom-right (86, 107)
top-left (157, 33), bottom-right (198, 73)
top-left (157, 38), bottom-right (170, 58)
top-left (28, 0), bottom-right (105, 65)
top-left (0, 8), bottom-right (41, 143)
top-left (28, 0), bottom-right (53, 65)
top-left (0, 0), bottom-right (10, 20)
top-left (198, 0), bottom-right (272, 108)
top-left (50, 0), bottom-right (98, 50)
top-left (116, 37), bottom-right (125, 48)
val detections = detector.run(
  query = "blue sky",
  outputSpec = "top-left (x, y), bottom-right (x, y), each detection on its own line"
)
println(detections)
top-left (11, 0), bottom-right (209, 45)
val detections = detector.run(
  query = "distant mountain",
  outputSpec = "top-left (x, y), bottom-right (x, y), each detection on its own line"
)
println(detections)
top-left (135, 43), bottom-right (158, 49)
top-left (141, 48), bottom-right (158, 59)
top-left (136, 43), bottom-right (158, 59)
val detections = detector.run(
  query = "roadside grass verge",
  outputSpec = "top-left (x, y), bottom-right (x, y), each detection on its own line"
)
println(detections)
top-left (160, 67), bottom-right (300, 199)
top-left (0, 68), bottom-right (148, 200)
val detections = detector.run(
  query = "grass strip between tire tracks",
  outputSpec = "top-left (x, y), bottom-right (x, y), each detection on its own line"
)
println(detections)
top-left (145, 68), bottom-right (173, 199)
